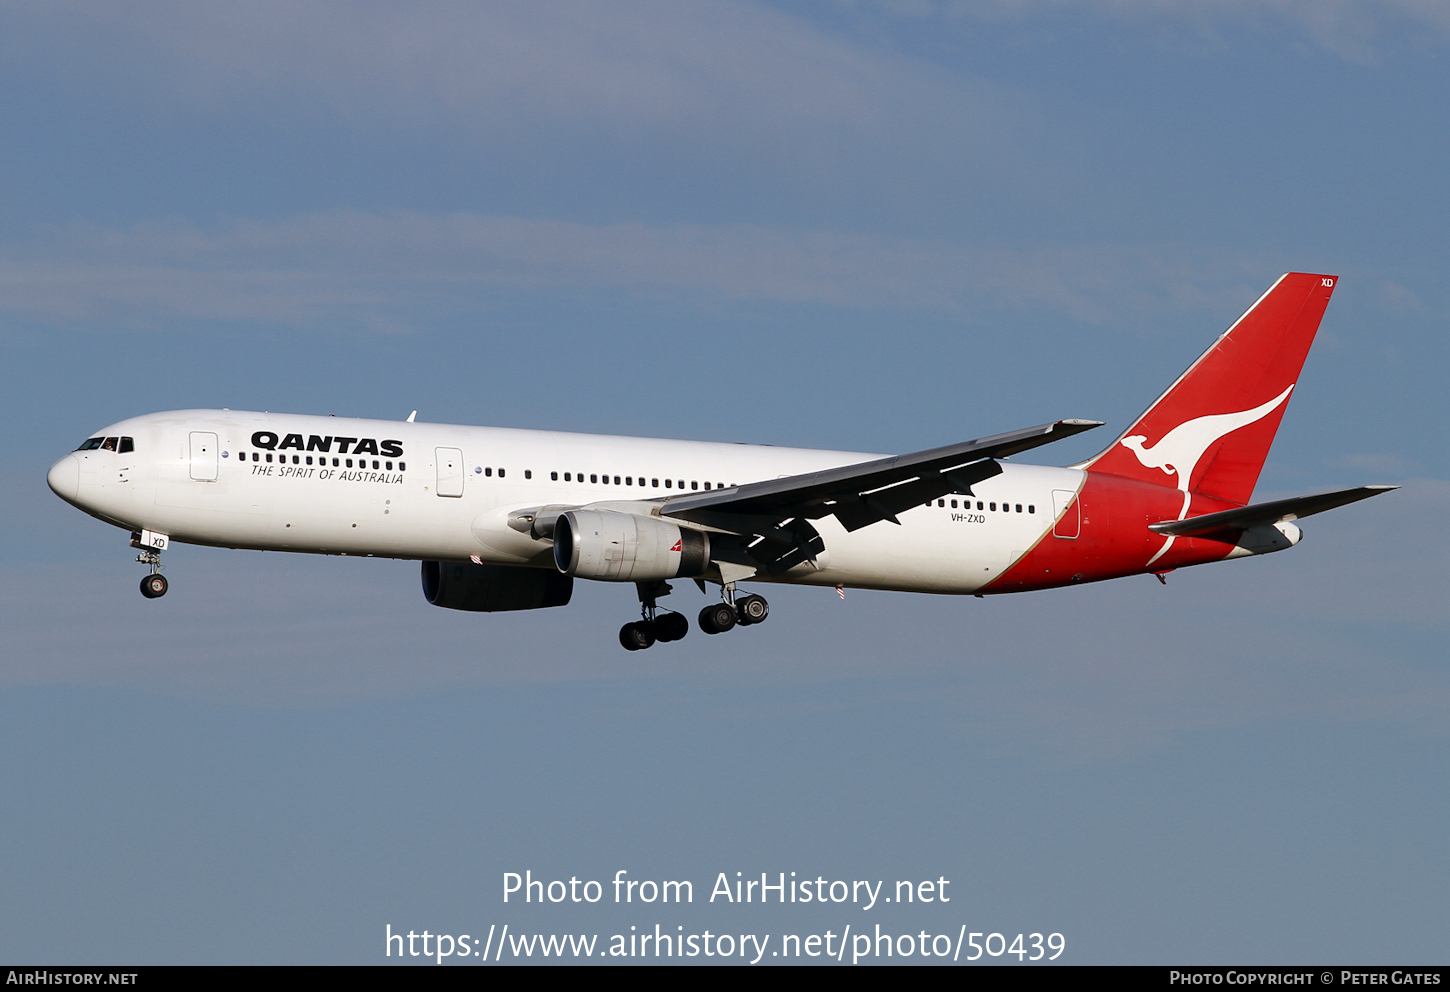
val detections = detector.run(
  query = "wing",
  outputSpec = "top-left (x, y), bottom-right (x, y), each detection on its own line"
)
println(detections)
top-left (655, 419), bottom-right (1102, 571)
top-left (1148, 484), bottom-right (1397, 537)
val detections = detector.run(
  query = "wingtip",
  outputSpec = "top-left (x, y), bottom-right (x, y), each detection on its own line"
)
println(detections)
top-left (1058, 419), bottom-right (1106, 428)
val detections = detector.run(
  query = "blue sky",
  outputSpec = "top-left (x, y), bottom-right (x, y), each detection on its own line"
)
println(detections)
top-left (1, 1), bottom-right (1446, 964)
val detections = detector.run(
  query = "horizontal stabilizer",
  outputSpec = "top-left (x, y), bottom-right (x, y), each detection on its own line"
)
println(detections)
top-left (1149, 485), bottom-right (1397, 537)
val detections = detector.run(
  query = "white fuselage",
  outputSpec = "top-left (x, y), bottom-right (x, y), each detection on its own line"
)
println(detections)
top-left (49, 410), bottom-right (1084, 594)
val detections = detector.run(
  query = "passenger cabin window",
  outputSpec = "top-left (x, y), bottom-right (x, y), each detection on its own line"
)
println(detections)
top-left (524, 471), bottom-right (532, 479)
top-left (551, 472), bottom-right (559, 481)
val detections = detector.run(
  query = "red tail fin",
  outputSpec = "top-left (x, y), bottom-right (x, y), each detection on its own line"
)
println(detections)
top-left (1086, 273), bottom-right (1336, 506)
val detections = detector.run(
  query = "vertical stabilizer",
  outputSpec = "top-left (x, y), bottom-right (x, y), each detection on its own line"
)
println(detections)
top-left (1086, 272), bottom-right (1336, 507)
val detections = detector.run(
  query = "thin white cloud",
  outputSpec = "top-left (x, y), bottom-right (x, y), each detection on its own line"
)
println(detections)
top-left (0, 1), bottom-right (984, 135)
top-left (882, 0), bottom-right (1450, 61)
top-left (0, 211), bottom-right (1282, 330)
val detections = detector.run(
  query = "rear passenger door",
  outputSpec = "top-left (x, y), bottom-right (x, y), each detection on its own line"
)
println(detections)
top-left (1051, 489), bottom-right (1079, 539)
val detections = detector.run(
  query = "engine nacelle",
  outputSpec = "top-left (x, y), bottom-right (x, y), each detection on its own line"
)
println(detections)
top-left (421, 560), bottom-right (573, 612)
top-left (553, 509), bottom-right (710, 582)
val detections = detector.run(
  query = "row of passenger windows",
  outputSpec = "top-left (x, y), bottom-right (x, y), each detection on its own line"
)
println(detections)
top-left (77, 436), bottom-right (134, 453)
top-left (231, 451), bottom-right (405, 470)
top-left (84, 434), bottom-right (1031, 514)
top-left (549, 472), bottom-right (729, 490)
top-left (932, 499), bottom-right (1033, 513)
top-left (80, 436), bottom-right (1024, 511)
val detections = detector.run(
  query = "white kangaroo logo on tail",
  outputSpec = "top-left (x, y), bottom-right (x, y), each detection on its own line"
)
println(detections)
top-left (1122, 384), bottom-right (1294, 565)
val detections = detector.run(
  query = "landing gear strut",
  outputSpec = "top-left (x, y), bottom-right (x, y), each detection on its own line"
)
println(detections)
top-left (619, 581), bottom-right (690, 652)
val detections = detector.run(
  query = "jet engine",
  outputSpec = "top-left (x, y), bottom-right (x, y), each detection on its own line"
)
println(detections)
top-left (552, 509), bottom-right (709, 582)
top-left (421, 560), bottom-right (574, 612)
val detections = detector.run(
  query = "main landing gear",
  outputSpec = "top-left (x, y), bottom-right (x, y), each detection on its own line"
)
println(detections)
top-left (619, 580), bottom-right (772, 650)
top-left (619, 581), bottom-right (691, 652)
top-left (697, 584), bottom-right (769, 636)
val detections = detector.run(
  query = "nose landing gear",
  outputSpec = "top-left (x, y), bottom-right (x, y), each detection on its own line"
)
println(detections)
top-left (131, 530), bottom-right (169, 599)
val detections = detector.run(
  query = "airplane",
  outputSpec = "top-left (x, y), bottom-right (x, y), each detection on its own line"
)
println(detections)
top-left (47, 272), bottom-right (1394, 650)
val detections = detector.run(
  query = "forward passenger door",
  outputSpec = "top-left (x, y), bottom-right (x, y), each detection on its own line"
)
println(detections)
top-left (435, 447), bottom-right (465, 497)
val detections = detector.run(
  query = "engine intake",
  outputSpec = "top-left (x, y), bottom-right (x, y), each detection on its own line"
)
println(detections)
top-left (553, 509), bottom-right (709, 582)
top-left (421, 560), bottom-right (573, 612)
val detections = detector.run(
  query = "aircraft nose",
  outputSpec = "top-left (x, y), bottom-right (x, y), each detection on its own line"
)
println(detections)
top-left (47, 454), bottom-right (80, 502)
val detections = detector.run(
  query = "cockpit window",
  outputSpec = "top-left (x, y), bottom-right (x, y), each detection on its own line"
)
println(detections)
top-left (101, 437), bottom-right (118, 451)
top-left (77, 438), bottom-right (104, 451)
top-left (118, 437), bottom-right (134, 453)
